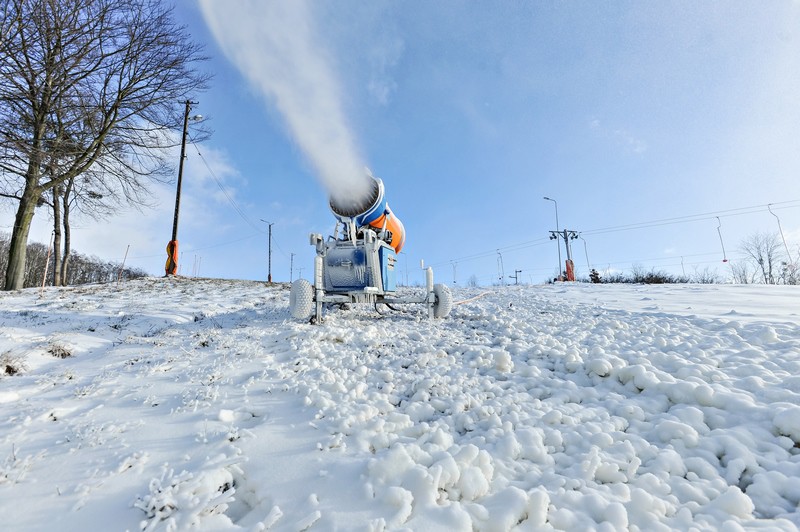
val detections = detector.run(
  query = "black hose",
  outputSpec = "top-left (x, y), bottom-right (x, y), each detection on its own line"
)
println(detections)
top-left (374, 302), bottom-right (404, 315)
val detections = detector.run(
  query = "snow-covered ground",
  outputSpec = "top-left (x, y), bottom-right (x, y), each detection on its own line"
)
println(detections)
top-left (0, 278), bottom-right (798, 531)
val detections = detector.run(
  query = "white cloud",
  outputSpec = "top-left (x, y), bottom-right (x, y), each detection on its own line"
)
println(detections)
top-left (366, 35), bottom-right (404, 105)
top-left (590, 118), bottom-right (647, 154)
top-left (367, 78), bottom-right (396, 106)
top-left (614, 129), bottom-right (648, 154)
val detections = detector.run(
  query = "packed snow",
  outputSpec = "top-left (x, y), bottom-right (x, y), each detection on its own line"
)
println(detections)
top-left (0, 277), bottom-right (798, 531)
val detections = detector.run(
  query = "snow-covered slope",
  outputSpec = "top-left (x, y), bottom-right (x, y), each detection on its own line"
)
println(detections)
top-left (0, 278), bottom-right (798, 531)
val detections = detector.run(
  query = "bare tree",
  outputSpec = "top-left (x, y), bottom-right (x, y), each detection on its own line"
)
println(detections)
top-left (42, 169), bottom-right (120, 285)
top-left (0, 0), bottom-right (209, 290)
top-left (780, 261), bottom-right (798, 286)
top-left (728, 261), bottom-right (754, 284)
top-left (690, 266), bottom-right (721, 284)
top-left (739, 232), bottom-right (785, 285)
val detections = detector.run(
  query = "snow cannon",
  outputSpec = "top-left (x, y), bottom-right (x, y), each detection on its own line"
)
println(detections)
top-left (290, 172), bottom-right (452, 323)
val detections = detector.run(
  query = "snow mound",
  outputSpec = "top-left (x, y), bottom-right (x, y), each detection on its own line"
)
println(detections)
top-left (0, 278), bottom-right (798, 530)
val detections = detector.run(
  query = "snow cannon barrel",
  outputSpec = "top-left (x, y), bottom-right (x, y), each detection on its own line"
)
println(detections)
top-left (329, 176), bottom-right (405, 253)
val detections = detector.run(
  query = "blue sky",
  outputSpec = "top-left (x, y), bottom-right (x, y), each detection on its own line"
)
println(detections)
top-left (13, 1), bottom-right (800, 285)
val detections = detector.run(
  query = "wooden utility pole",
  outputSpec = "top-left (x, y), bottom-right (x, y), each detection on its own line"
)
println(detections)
top-left (166, 100), bottom-right (199, 276)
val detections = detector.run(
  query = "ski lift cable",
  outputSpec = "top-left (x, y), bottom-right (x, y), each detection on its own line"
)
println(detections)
top-left (591, 251), bottom-right (735, 268)
top-left (431, 198), bottom-right (799, 271)
top-left (582, 200), bottom-right (800, 236)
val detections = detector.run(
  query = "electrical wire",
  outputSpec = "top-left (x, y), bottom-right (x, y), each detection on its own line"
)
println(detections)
top-left (187, 140), bottom-right (298, 262)
top-left (123, 231), bottom-right (263, 261)
top-left (188, 139), bottom-right (265, 234)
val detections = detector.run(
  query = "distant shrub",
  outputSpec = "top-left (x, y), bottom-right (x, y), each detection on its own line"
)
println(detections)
top-left (631, 269), bottom-right (689, 284)
top-left (1, 352), bottom-right (26, 376)
top-left (47, 344), bottom-right (72, 359)
top-left (599, 272), bottom-right (630, 284)
top-left (575, 266), bottom-right (691, 285)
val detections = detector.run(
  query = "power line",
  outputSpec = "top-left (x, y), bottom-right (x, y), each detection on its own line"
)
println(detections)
top-left (123, 231), bottom-right (263, 261)
top-left (188, 139), bottom-right (265, 234)
top-left (270, 235), bottom-right (291, 260)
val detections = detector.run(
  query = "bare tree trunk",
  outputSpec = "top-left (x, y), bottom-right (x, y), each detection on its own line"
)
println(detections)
top-left (60, 179), bottom-right (74, 285)
top-left (5, 191), bottom-right (39, 290)
top-left (4, 118), bottom-right (45, 289)
top-left (768, 257), bottom-right (776, 285)
top-left (52, 185), bottom-right (63, 286)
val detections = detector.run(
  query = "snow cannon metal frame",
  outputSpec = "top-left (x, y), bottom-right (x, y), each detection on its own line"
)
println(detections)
top-left (289, 175), bottom-right (452, 323)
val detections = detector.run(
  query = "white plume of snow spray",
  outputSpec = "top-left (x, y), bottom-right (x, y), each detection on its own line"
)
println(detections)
top-left (198, 1), bottom-right (372, 207)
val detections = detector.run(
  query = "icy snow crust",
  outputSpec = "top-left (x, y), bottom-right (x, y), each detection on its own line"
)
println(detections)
top-left (0, 278), bottom-right (798, 531)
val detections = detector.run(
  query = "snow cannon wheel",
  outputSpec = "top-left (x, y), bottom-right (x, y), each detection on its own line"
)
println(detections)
top-left (289, 279), bottom-right (314, 319)
top-left (433, 283), bottom-right (453, 318)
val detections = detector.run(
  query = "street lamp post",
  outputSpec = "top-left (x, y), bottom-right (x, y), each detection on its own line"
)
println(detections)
top-left (543, 196), bottom-right (562, 279)
top-left (261, 219), bottom-right (274, 283)
top-left (166, 100), bottom-right (202, 276)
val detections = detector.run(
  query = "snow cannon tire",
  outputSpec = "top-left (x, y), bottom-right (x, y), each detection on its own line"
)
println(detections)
top-left (289, 279), bottom-right (314, 319)
top-left (433, 283), bottom-right (453, 318)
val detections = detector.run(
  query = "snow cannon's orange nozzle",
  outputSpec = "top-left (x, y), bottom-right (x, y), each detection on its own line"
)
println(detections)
top-left (368, 208), bottom-right (405, 253)
top-left (329, 176), bottom-right (405, 253)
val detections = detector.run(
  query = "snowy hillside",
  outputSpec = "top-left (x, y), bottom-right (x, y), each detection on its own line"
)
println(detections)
top-left (0, 278), bottom-right (798, 531)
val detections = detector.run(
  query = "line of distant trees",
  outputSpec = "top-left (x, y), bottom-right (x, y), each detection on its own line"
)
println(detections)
top-left (0, 232), bottom-right (147, 288)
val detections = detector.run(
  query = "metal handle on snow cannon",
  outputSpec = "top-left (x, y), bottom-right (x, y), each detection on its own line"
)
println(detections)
top-left (328, 176), bottom-right (405, 253)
